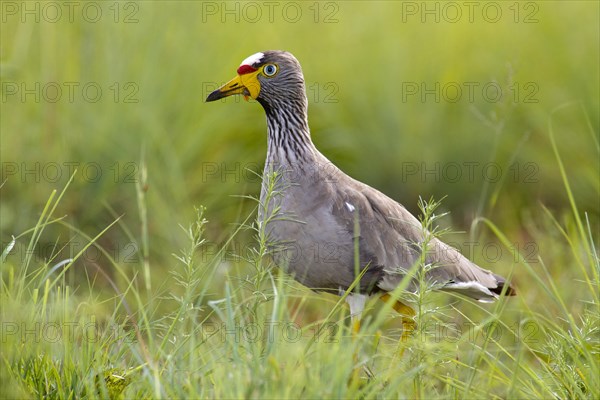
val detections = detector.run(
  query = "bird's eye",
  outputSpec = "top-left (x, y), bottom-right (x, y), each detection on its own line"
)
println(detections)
top-left (263, 64), bottom-right (278, 77)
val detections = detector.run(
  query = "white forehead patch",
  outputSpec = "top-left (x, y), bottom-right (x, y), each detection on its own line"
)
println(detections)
top-left (240, 52), bottom-right (264, 67)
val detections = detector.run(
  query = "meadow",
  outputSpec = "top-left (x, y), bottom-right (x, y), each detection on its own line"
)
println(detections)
top-left (1, 1), bottom-right (598, 398)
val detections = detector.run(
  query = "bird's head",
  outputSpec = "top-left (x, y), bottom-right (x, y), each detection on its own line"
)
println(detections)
top-left (206, 50), bottom-right (306, 110)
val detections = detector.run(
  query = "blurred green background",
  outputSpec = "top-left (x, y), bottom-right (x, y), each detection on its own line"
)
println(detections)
top-left (1, 1), bottom-right (598, 275)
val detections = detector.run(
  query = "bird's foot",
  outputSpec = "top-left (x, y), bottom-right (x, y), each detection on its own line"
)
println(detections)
top-left (379, 293), bottom-right (417, 354)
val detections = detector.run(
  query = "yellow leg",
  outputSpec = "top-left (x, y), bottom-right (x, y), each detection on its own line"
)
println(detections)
top-left (348, 315), bottom-right (362, 386)
top-left (352, 317), bottom-right (361, 335)
top-left (380, 293), bottom-right (416, 345)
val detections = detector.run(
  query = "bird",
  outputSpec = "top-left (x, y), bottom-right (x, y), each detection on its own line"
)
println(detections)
top-left (206, 50), bottom-right (516, 337)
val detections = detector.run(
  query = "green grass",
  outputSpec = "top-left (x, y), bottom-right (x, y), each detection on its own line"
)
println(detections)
top-left (1, 140), bottom-right (598, 397)
top-left (1, 1), bottom-right (599, 399)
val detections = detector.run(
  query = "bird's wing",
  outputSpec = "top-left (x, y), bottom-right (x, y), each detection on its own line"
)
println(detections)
top-left (329, 174), bottom-right (513, 301)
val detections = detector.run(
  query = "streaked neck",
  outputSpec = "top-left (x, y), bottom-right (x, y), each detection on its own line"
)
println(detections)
top-left (259, 98), bottom-right (316, 166)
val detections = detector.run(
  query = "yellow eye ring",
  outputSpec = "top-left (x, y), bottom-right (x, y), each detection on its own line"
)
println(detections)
top-left (263, 64), bottom-right (278, 77)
